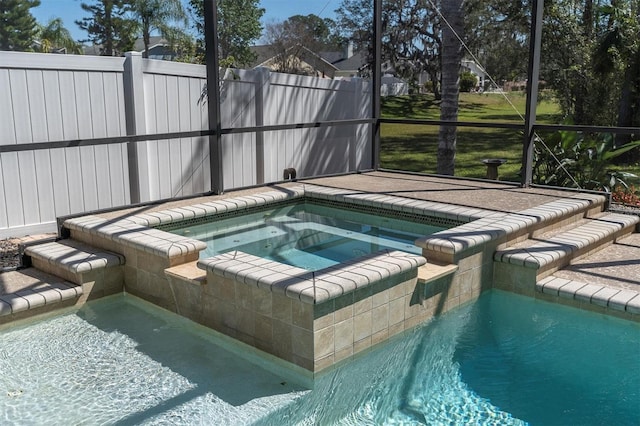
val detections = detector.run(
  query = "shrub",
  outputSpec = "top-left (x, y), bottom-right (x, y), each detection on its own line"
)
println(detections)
top-left (533, 131), bottom-right (640, 191)
top-left (460, 71), bottom-right (477, 92)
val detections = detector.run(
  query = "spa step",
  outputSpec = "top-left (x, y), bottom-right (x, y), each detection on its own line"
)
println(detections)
top-left (0, 268), bottom-right (83, 323)
top-left (23, 240), bottom-right (125, 303)
top-left (494, 212), bottom-right (639, 279)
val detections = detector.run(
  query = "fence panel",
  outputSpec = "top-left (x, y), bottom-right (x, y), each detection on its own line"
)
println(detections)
top-left (140, 60), bottom-right (210, 201)
top-left (0, 52), bottom-right (129, 237)
top-left (0, 52), bottom-right (372, 238)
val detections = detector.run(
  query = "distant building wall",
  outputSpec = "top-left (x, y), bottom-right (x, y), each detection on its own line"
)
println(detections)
top-left (0, 52), bottom-right (372, 238)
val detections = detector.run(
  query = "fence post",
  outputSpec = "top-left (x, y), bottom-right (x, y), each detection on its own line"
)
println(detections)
top-left (123, 51), bottom-right (150, 202)
top-left (371, 0), bottom-right (382, 170)
top-left (252, 67), bottom-right (269, 184)
top-left (351, 77), bottom-right (362, 171)
top-left (204, 0), bottom-right (224, 194)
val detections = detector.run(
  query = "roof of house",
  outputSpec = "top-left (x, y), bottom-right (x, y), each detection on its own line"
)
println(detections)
top-left (249, 44), bottom-right (339, 75)
top-left (248, 45), bottom-right (277, 67)
top-left (331, 51), bottom-right (368, 71)
top-left (82, 36), bottom-right (170, 56)
top-left (319, 50), bottom-right (345, 64)
top-left (133, 36), bottom-right (168, 52)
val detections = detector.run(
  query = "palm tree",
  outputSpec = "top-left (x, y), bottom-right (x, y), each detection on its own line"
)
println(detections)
top-left (437, 0), bottom-right (465, 175)
top-left (37, 18), bottom-right (82, 54)
top-left (130, 0), bottom-right (187, 58)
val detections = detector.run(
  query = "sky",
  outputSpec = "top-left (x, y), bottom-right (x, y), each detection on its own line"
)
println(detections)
top-left (32, 0), bottom-right (339, 43)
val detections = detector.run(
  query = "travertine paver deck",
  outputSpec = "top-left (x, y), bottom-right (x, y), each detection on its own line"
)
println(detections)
top-left (552, 233), bottom-right (640, 292)
top-left (2, 171), bottom-right (637, 323)
top-left (303, 172), bottom-right (585, 212)
top-left (93, 171), bottom-right (581, 223)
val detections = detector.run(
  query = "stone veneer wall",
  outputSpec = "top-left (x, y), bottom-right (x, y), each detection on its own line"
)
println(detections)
top-left (422, 243), bottom-right (495, 315)
top-left (165, 268), bottom-right (434, 373)
top-left (68, 228), bottom-right (198, 312)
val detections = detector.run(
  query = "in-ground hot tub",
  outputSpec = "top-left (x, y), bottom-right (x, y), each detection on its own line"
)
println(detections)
top-left (64, 184), bottom-right (476, 374)
top-left (160, 201), bottom-right (447, 271)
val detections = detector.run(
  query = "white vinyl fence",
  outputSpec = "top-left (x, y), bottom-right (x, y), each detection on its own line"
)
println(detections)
top-left (0, 51), bottom-right (372, 238)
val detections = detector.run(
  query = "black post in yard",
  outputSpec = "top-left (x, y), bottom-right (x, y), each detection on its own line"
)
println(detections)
top-left (521, 0), bottom-right (544, 187)
top-left (204, 0), bottom-right (224, 194)
top-left (372, 0), bottom-right (382, 170)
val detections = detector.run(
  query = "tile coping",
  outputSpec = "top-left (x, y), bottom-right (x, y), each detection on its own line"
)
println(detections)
top-left (197, 249), bottom-right (427, 305)
top-left (495, 213), bottom-right (639, 269)
top-left (0, 281), bottom-right (82, 317)
top-left (25, 240), bottom-right (125, 274)
top-left (63, 184), bottom-right (606, 261)
top-left (537, 275), bottom-right (640, 315)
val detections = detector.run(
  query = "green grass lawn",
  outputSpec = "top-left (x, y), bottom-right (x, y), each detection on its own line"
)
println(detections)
top-left (380, 92), bottom-right (562, 181)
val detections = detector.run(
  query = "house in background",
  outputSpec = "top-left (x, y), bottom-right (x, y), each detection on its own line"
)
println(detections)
top-left (249, 44), bottom-right (339, 78)
top-left (461, 59), bottom-right (489, 90)
top-left (134, 36), bottom-right (177, 60)
top-left (82, 36), bottom-right (177, 60)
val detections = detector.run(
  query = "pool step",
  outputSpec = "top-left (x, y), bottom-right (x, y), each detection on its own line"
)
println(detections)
top-left (536, 275), bottom-right (640, 317)
top-left (0, 268), bottom-right (83, 324)
top-left (24, 239), bottom-right (125, 301)
top-left (494, 212), bottom-right (639, 282)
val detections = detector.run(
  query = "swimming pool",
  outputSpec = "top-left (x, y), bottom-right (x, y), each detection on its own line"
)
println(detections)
top-left (1, 291), bottom-right (637, 424)
top-left (164, 202), bottom-right (446, 271)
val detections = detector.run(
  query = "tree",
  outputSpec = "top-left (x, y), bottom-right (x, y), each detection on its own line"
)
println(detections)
top-left (437, 0), bottom-right (465, 175)
top-left (129, 0), bottom-right (187, 59)
top-left (540, 0), bottom-right (638, 163)
top-left (592, 2), bottom-right (640, 160)
top-left (76, 0), bottom-right (136, 56)
top-left (187, 0), bottom-right (264, 67)
top-left (335, 0), bottom-right (443, 98)
top-left (0, 0), bottom-right (40, 51)
top-left (464, 0), bottom-right (530, 85)
top-left (263, 14), bottom-right (343, 75)
top-left (37, 18), bottom-right (82, 54)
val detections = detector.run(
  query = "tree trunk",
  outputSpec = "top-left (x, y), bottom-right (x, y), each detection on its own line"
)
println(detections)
top-left (104, 1), bottom-right (114, 56)
top-left (614, 53), bottom-right (639, 163)
top-left (437, 0), bottom-right (464, 175)
top-left (143, 21), bottom-right (150, 59)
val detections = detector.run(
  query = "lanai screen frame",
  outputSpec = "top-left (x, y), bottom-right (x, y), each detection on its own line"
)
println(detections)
top-left (201, 0), bottom-right (639, 193)
top-left (203, 0), bottom-right (528, 194)
top-left (2, 1), bottom-right (638, 199)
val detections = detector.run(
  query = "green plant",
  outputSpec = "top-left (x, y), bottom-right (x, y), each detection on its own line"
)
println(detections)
top-left (459, 71), bottom-right (477, 92)
top-left (532, 131), bottom-right (640, 191)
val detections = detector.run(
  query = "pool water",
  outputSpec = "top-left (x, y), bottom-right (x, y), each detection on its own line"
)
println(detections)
top-left (168, 202), bottom-right (446, 271)
top-left (1, 291), bottom-right (638, 425)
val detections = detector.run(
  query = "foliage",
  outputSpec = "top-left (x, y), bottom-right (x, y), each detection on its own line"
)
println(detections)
top-left (459, 71), bottom-right (477, 92)
top-left (464, 0), bottom-right (530, 84)
top-left (76, 0), bottom-right (136, 56)
top-left (187, 0), bottom-right (264, 67)
top-left (335, 0), bottom-right (442, 97)
top-left (532, 130), bottom-right (640, 191)
top-left (541, 0), bottom-right (640, 149)
top-left (129, 0), bottom-right (187, 59)
top-left (0, 0), bottom-right (40, 51)
top-left (36, 18), bottom-right (82, 54)
top-left (263, 14), bottom-right (343, 76)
